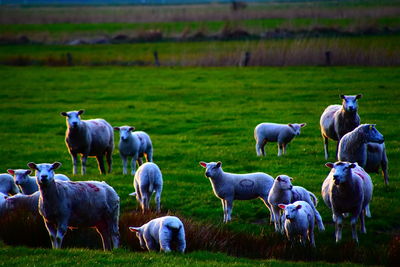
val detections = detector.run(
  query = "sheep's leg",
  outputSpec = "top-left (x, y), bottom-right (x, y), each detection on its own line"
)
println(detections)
top-left (121, 155), bottom-right (128, 175)
top-left (44, 220), bottom-right (58, 249)
top-left (225, 199), bottom-right (233, 222)
top-left (350, 213), bottom-right (359, 243)
top-left (137, 157), bottom-right (143, 166)
top-left (96, 223), bottom-right (112, 251)
top-left (96, 155), bottom-right (106, 175)
top-left (146, 148), bottom-right (153, 162)
top-left (272, 206), bottom-right (282, 232)
top-left (313, 208), bottom-right (325, 231)
top-left (70, 151), bottom-right (78, 175)
top-left (155, 188), bottom-right (161, 213)
top-left (381, 151), bottom-right (389, 185)
top-left (333, 213), bottom-right (343, 243)
top-left (360, 209), bottom-right (367, 234)
top-left (81, 154), bottom-right (88, 175)
top-left (160, 226), bottom-right (172, 252)
top-left (131, 154), bottom-right (139, 175)
top-left (260, 196), bottom-right (274, 223)
top-left (255, 140), bottom-right (263, 156)
top-left (221, 199), bottom-right (227, 223)
top-left (277, 143), bottom-right (283, 156)
top-left (323, 136), bottom-right (329, 160)
top-left (145, 236), bottom-right (158, 252)
top-left (282, 143), bottom-right (287, 155)
top-left (55, 223), bottom-right (67, 249)
top-left (308, 215), bottom-right (316, 247)
top-left (177, 227), bottom-right (186, 253)
top-left (106, 148), bottom-right (113, 174)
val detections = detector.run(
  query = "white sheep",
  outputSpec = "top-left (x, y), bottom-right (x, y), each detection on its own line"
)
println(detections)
top-left (268, 175), bottom-right (324, 233)
top-left (133, 162), bottom-right (163, 213)
top-left (199, 161), bottom-right (274, 223)
top-left (4, 191), bottom-right (40, 216)
top-left (0, 173), bottom-right (20, 195)
top-left (129, 216), bottom-right (186, 253)
top-left (278, 201), bottom-right (316, 247)
top-left (27, 162), bottom-right (120, 251)
top-left (254, 122), bottom-right (306, 156)
top-left (7, 169), bottom-right (70, 195)
top-left (113, 126), bottom-right (153, 175)
top-left (60, 109), bottom-right (114, 175)
top-left (322, 161), bottom-right (373, 243)
top-left (320, 94), bottom-right (362, 159)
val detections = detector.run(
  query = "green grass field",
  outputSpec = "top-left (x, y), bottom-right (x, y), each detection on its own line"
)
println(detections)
top-left (0, 66), bottom-right (399, 265)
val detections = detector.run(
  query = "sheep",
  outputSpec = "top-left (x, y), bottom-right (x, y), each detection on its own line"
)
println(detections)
top-left (133, 162), bottom-right (163, 213)
top-left (278, 201), bottom-right (316, 247)
top-left (268, 175), bottom-right (324, 233)
top-left (320, 94), bottom-right (362, 159)
top-left (0, 173), bottom-right (20, 195)
top-left (7, 169), bottom-right (70, 195)
top-left (129, 216), bottom-right (185, 253)
top-left (60, 109), bottom-right (114, 175)
top-left (199, 161), bottom-right (274, 223)
top-left (322, 161), bottom-right (373, 243)
top-left (254, 122), bottom-right (307, 157)
top-left (113, 126), bottom-right (153, 175)
top-left (4, 191), bottom-right (40, 216)
top-left (338, 124), bottom-right (388, 185)
top-left (27, 162), bottom-right (120, 251)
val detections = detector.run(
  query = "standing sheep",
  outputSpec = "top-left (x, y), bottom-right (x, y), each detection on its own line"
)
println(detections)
top-left (278, 201), bottom-right (316, 247)
top-left (338, 124), bottom-right (388, 185)
top-left (320, 94), bottom-right (362, 159)
top-left (113, 126), bottom-right (153, 175)
top-left (268, 175), bottom-right (324, 233)
top-left (129, 216), bottom-right (186, 253)
top-left (133, 162), bottom-right (163, 213)
top-left (0, 173), bottom-right (20, 195)
top-left (60, 110), bottom-right (114, 175)
top-left (322, 161), bottom-right (373, 243)
top-left (27, 162), bottom-right (120, 251)
top-left (199, 161), bottom-right (274, 223)
top-left (7, 169), bottom-right (70, 195)
top-left (254, 123), bottom-right (306, 157)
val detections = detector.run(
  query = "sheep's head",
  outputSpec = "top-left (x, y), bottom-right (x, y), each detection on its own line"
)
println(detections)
top-left (129, 227), bottom-right (146, 249)
top-left (7, 169), bottom-right (31, 186)
top-left (199, 161), bottom-right (222, 178)
top-left (275, 175), bottom-right (293, 190)
top-left (362, 124), bottom-right (384, 144)
top-left (114, 126), bottom-right (135, 141)
top-left (27, 162), bottom-right (61, 185)
top-left (326, 161), bottom-right (356, 185)
top-left (340, 94), bottom-right (362, 113)
top-left (60, 110), bottom-right (84, 129)
top-left (288, 123), bottom-right (306, 136)
top-left (278, 203), bottom-right (302, 221)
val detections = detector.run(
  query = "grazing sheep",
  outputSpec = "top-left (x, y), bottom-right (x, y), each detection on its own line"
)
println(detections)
top-left (322, 161), bottom-right (373, 243)
top-left (27, 162), bottom-right (120, 251)
top-left (254, 122), bottom-right (307, 157)
top-left (133, 162), bottom-right (163, 213)
top-left (129, 216), bottom-right (186, 253)
top-left (278, 201), bottom-right (316, 247)
top-left (0, 173), bottom-right (20, 195)
top-left (268, 175), bottom-right (324, 232)
top-left (338, 124), bottom-right (388, 185)
top-left (113, 126), bottom-right (153, 175)
top-left (320, 94), bottom-right (362, 159)
top-left (60, 109), bottom-right (114, 175)
top-left (199, 161), bottom-right (274, 223)
top-left (7, 169), bottom-right (70, 195)
top-left (4, 191), bottom-right (40, 215)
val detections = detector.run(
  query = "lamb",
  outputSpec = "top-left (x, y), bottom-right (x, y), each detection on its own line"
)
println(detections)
top-left (254, 122), bottom-right (307, 157)
top-left (4, 191), bottom-right (40, 215)
top-left (27, 162), bottom-right (120, 251)
top-left (278, 201), bottom-right (316, 247)
top-left (60, 109), bottom-right (114, 175)
top-left (320, 94), bottom-right (362, 159)
top-left (268, 175), bottom-right (324, 233)
top-left (133, 162), bottom-right (163, 213)
top-left (322, 161), bottom-right (373, 243)
top-left (129, 216), bottom-right (186, 253)
top-left (113, 126), bottom-right (153, 175)
top-left (338, 124), bottom-right (388, 185)
top-left (199, 161), bottom-right (274, 223)
top-left (7, 169), bottom-right (70, 195)
top-left (0, 173), bottom-right (20, 195)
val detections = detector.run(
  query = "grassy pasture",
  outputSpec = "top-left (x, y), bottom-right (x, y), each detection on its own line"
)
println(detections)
top-left (0, 66), bottom-right (399, 265)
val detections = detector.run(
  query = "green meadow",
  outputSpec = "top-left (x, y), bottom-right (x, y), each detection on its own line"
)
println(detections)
top-left (0, 66), bottom-right (399, 265)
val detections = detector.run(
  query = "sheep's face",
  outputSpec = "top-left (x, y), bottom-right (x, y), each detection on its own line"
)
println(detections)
top-left (288, 123), bottom-right (306, 136)
top-left (199, 161), bottom-right (222, 178)
top-left (275, 175), bottom-right (293, 190)
top-left (27, 162), bottom-right (61, 185)
top-left (340, 94), bottom-right (362, 113)
top-left (7, 169), bottom-right (31, 186)
top-left (325, 161), bottom-right (356, 185)
top-left (129, 227), bottom-right (146, 249)
top-left (363, 124), bottom-right (384, 144)
top-left (114, 126), bottom-right (135, 142)
top-left (279, 203), bottom-right (302, 221)
top-left (61, 110), bottom-right (84, 129)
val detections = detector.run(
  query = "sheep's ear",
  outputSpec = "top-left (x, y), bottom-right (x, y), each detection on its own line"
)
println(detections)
top-left (325, 162), bottom-right (334, 168)
top-left (27, 162), bottom-right (38, 170)
top-left (296, 204), bottom-right (302, 210)
top-left (78, 109), bottom-right (85, 115)
top-left (290, 177), bottom-right (293, 181)
top-left (25, 170), bottom-right (32, 175)
top-left (199, 162), bottom-right (207, 168)
top-left (129, 227), bottom-right (140, 233)
top-left (288, 124), bottom-right (294, 129)
top-left (340, 94), bottom-right (346, 99)
top-left (278, 204), bottom-right (286, 209)
top-left (356, 94), bottom-right (362, 99)
top-left (349, 163), bottom-right (357, 169)
top-left (51, 162), bottom-right (62, 170)
top-left (277, 176), bottom-right (281, 181)
top-left (300, 123), bottom-right (307, 128)
top-left (113, 127), bottom-right (120, 131)
top-left (129, 127), bottom-right (135, 132)
top-left (7, 169), bottom-right (15, 175)
top-left (60, 112), bottom-right (68, 117)
top-left (216, 161), bottom-right (222, 168)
